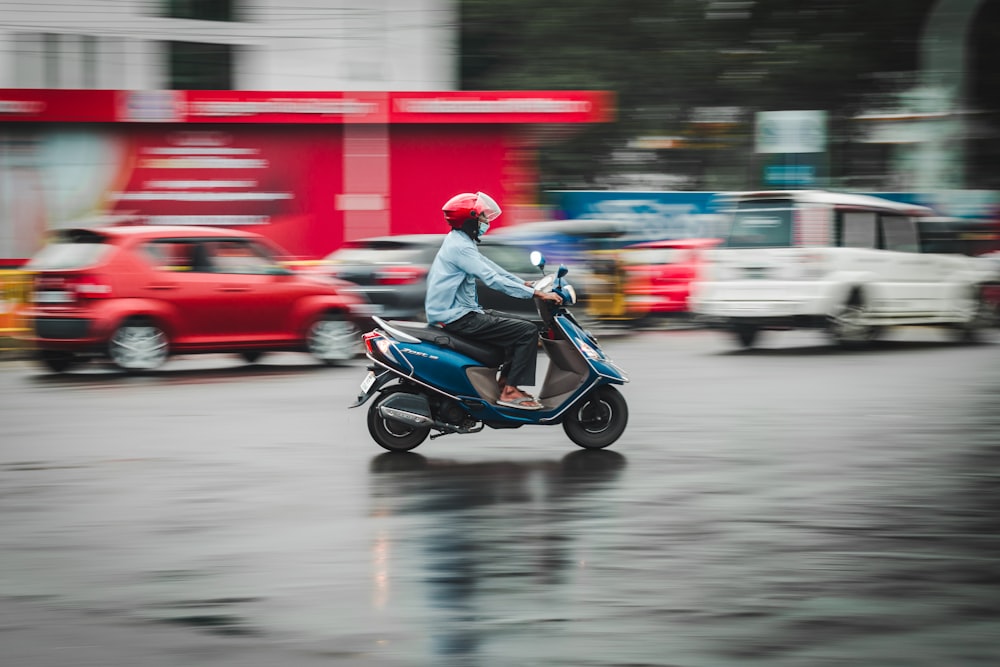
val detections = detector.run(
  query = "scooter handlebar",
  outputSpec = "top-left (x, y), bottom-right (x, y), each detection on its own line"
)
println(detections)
top-left (532, 274), bottom-right (576, 307)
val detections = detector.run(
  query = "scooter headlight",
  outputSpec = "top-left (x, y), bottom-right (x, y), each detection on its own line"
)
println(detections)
top-left (576, 337), bottom-right (601, 360)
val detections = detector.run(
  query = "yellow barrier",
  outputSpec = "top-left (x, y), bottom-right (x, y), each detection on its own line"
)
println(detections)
top-left (0, 270), bottom-right (32, 354)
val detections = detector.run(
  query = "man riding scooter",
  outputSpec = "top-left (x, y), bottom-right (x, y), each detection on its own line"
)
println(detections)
top-left (425, 191), bottom-right (563, 410)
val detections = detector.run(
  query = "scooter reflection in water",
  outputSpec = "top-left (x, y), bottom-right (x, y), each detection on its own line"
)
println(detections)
top-left (368, 450), bottom-right (627, 663)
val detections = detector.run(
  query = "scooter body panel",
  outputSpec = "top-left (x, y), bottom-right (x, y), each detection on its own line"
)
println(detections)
top-left (391, 340), bottom-right (492, 398)
top-left (556, 316), bottom-right (629, 383)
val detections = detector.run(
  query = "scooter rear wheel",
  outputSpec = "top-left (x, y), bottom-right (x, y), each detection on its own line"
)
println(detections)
top-left (562, 385), bottom-right (628, 450)
top-left (367, 389), bottom-right (431, 452)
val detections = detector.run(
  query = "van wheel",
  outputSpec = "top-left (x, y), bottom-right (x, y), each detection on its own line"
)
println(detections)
top-left (108, 319), bottom-right (169, 372)
top-left (307, 313), bottom-right (359, 365)
top-left (827, 293), bottom-right (875, 349)
top-left (954, 286), bottom-right (992, 343)
top-left (732, 323), bottom-right (759, 348)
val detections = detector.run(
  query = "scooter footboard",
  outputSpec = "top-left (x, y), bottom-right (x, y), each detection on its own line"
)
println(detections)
top-left (467, 366), bottom-right (503, 404)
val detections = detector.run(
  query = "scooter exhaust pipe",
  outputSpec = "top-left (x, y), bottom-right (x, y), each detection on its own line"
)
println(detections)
top-left (377, 392), bottom-right (436, 429)
top-left (378, 405), bottom-right (467, 434)
top-left (378, 405), bottom-right (433, 427)
top-left (376, 392), bottom-right (475, 437)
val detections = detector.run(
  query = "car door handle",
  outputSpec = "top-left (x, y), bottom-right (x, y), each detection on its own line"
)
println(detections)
top-left (218, 285), bottom-right (251, 292)
top-left (146, 283), bottom-right (178, 290)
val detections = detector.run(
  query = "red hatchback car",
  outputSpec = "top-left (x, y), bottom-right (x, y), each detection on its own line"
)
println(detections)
top-left (621, 237), bottom-right (722, 322)
top-left (22, 225), bottom-right (371, 373)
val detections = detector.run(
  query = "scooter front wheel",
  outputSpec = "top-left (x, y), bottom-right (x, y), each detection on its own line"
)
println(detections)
top-left (367, 389), bottom-right (431, 452)
top-left (563, 385), bottom-right (628, 450)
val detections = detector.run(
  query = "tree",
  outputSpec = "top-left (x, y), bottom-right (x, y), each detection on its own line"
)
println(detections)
top-left (460, 0), bottom-right (1000, 190)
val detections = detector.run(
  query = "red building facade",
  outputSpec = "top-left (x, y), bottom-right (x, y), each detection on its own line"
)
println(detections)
top-left (0, 89), bottom-right (613, 264)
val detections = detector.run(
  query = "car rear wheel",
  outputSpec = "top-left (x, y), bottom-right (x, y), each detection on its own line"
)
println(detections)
top-left (108, 319), bottom-right (169, 372)
top-left (37, 349), bottom-right (79, 373)
top-left (239, 350), bottom-right (265, 364)
top-left (307, 312), bottom-right (359, 365)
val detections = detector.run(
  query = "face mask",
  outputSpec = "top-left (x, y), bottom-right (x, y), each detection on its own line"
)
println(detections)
top-left (478, 219), bottom-right (490, 236)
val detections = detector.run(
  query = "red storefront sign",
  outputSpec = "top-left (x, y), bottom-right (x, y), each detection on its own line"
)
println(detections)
top-left (0, 89), bottom-right (613, 263)
top-left (0, 89), bottom-right (613, 125)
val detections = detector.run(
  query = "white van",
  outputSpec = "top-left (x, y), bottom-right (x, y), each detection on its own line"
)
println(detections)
top-left (690, 190), bottom-right (998, 348)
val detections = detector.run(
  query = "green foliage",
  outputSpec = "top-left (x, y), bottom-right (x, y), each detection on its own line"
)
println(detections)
top-left (459, 0), bottom-right (1000, 190)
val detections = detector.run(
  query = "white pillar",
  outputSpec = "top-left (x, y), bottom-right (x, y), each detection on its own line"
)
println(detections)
top-left (911, 0), bottom-right (987, 191)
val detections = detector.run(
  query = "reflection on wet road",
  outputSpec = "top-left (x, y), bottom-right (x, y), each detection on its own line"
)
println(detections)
top-left (369, 451), bottom-right (628, 664)
top-left (366, 420), bottom-right (1000, 667)
top-left (1, 329), bottom-right (999, 666)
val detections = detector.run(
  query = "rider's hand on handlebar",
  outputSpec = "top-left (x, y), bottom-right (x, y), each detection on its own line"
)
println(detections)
top-left (534, 289), bottom-right (563, 305)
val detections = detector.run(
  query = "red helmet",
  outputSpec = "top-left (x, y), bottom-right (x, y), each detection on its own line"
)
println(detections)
top-left (442, 191), bottom-right (502, 229)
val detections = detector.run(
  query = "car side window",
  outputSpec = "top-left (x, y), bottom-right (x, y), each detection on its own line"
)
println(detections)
top-left (188, 243), bottom-right (215, 272)
top-left (140, 240), bottom-right (200, 272)
top-left (837, 211), bottom-right (877, 249)
top-left (204, 240), bottom-right (277, 274)
top-left (881, 215), bottom-right (920, 253)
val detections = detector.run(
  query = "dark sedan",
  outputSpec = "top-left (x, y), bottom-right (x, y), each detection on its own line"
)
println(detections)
top-left (314, 234), bottom-right (552, 322)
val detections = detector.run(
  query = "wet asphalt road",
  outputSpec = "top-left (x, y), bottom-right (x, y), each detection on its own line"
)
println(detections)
top-left (1, 326), bottom-right (999, 667)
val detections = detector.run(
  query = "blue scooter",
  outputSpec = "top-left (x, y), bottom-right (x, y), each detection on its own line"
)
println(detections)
top-left (350, 252), bottom-right (629, 451)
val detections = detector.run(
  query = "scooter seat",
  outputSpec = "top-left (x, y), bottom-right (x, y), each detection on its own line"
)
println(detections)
top-left (388, 320), bottom-right (506, 368)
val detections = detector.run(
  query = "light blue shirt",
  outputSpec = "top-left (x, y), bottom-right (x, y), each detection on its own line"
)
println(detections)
top-left (425, 230), bottom-right (534, 325)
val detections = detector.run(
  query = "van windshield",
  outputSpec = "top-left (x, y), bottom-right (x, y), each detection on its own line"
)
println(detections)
top-left (725, 199), bottom-right (793, 248)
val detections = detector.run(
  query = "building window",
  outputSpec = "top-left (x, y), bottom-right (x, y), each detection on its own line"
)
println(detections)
top-left (43, 33), bottom-right (59, 87)
top-left (167, 41), bottom-right (234, 89)
top-left (163, 0), bottom-right (236, 22)
top-left (82, 35), bottom-right (98, 88)
top-left (13, 33), bottom-right (42, 86)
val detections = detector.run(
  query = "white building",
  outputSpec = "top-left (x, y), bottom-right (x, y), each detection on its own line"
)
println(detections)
top-left (0, 0), bottom-right (457, 90)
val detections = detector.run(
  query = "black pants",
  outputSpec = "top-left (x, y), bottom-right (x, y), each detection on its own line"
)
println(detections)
top-left (444, 310), bottom-right (539, 387)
